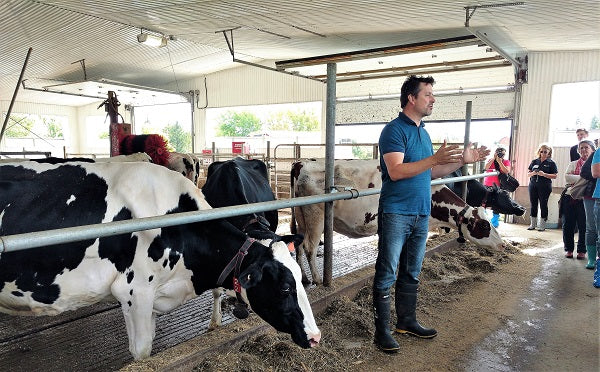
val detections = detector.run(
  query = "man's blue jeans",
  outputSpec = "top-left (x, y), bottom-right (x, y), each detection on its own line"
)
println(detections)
top-left (374, 212), bottom-right (429, 292)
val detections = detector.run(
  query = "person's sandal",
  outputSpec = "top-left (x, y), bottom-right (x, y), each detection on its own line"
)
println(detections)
top-left (565, 251), bottom-right (574, 258)
top-left (576, 252), bottom-right (586, 260)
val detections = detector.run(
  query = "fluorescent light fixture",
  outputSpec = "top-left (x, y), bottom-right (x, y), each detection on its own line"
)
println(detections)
top-left (137, 32), bottom-right (167, 48)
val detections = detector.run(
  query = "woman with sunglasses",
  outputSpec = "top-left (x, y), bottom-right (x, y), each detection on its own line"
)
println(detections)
top-left (527, 144), bottom-right (558, 231)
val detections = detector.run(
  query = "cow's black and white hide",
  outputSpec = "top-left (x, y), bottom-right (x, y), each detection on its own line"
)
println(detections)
top-left (444, 169), bottom-right (525, 216)
top-left (0, 161), bottom-right (320, 360)
top-left (202, 157), bottom-right (297, 329)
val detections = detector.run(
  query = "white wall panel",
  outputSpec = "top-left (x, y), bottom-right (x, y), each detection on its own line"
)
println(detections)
top-left (337, 92), bottom-right (514, 124)
top-left (514, 50), bottom-right (600, 183)
top-left (336, 65), bottom-right (515, 98)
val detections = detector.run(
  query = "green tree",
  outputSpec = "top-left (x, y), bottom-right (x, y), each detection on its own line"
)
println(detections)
top-left (216, 111), bottom-right (262, 137)
top-left (266, 112), bottom-right (291, 131)
top-left (590, 115), bottom-right (600, 130)
top-left (266, 110), bottom-right (320, 132)
top-left (43, 117), bottom-right (63, 138)
top-left (163, 121), bottom-right (191, 152)
top-left (351, 142), bottom-right (373, 159)
top-left (289, 110), bottom-right (319, 131)
top-left (4, 114), bottom-right (35, 137)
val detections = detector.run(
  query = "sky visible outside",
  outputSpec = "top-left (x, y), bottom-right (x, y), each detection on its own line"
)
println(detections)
top-left (549, 81), bottom-right (600, 146)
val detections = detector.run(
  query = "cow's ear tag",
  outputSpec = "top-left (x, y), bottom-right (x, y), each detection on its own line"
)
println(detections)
top-left (233, 304), bottom-right (250, 319)
top-left (287, 242), bottom-right (295, 253)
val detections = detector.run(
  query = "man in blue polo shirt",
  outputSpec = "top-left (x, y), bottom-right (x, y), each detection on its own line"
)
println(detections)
top-left (373, 75), bottom-right (489, 353)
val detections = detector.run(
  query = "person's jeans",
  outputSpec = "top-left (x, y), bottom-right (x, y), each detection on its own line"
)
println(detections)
top-left (594, 200), bottom-right (600, 252)
top-left (374, 212), bottom-right (429, 292)
top-left (529, 181), bottom-right (552, 219)
top-left (583, 198), bottom-right (596, 246)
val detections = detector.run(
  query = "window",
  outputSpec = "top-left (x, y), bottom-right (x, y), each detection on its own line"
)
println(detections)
top-left (1, 113), bottom-right (68, 157)
top-left (133, 103), bottom-right (192, 152)
top-left (549, 81), bottom-right (600, 146)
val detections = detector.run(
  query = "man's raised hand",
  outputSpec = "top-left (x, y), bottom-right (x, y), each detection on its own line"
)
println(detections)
top-left (433, 140), bottom-right (462, 165)
top-left (463, 143), bottom-right (490, 163)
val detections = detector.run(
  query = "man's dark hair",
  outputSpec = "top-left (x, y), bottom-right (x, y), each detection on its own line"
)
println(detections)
top-left (400, 75), bottom-right (435, 108)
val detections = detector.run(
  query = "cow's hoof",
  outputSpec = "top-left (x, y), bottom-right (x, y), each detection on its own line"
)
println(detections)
top-left (457, 237), bottom-right (466, 244)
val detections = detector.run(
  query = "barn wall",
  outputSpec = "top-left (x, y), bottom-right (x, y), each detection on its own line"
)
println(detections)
top-left (335, 65), bottom-right (515, 98)
top-left (164, 62), bottom-right (326, 150)
top-left (513, 50), bottom-right (600, 182)
top-left (509, 50), bottom-right (600, 226)
top-left (336, 91), bottom-right (515, 124)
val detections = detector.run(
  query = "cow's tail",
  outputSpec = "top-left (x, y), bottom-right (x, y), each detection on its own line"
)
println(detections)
top-left (290, 162), bottom-right (298, 234)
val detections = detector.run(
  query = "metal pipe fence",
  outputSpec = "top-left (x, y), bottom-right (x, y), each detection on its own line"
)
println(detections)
top-left (0, 172), bottom-right (496, 254)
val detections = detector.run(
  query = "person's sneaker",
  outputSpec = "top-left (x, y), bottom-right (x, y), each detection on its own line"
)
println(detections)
top-left (576, 252), bottom-right (586, 260)
top-left (565, 251), bottom-right (574, 258)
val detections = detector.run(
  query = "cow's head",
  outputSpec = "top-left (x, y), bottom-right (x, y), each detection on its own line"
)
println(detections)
top-left (486, 185), bottom-right (526, 216)
top-left (239, 239), bottom-right (321, 348)
top-left (453, 206), bottom-right (504, 249)
top-left (431, 185), bottom-right (504, 250)
top-left (466, 181), bottom-right (526, 216)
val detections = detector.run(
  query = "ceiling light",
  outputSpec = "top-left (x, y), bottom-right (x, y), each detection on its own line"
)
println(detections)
top-left (137, 32), bottom-right (167, 48)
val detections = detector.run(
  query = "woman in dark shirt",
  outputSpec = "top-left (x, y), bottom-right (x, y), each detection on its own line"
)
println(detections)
top-left (527, 144), bottom-right (558, 231)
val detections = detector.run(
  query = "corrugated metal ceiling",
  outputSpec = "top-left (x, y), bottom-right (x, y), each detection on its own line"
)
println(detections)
top-left (1, 0), bottom-right (598, 106)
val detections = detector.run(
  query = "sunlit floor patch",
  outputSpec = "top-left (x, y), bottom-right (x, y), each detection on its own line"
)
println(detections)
top-left (463, 247), bottom-right (558, 371)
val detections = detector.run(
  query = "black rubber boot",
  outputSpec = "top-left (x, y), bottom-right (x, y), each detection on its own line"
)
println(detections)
top-left (373, 290), bottom-right (400, 353)
top-left (395, 283), bottom-right (438, 338)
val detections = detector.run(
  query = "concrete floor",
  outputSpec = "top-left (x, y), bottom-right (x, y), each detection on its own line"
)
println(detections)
top-left (464, 222), bottom-right (599, 372)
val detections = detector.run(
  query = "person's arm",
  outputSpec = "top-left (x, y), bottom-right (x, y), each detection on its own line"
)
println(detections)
top-left (592, 153), bottom-right (600, 178)
top-left (592, 163), bottom-right (600, 178)
top-left (565, 161), bottom-right (579, 184)
top-left (526, 160), bottom-right (538, 178)
top-left (537, 161), bottom-right (558, 179)
top-left (484, 157), bottom-right (495, 171)
top-left (581, 155), bottom-right (594, 180)
top-left (383, 141), bottom-right (462, 181)
top-left (431, 143), bottom-right (489, 179)
top-left (496, 158), bottom-right (510, 174)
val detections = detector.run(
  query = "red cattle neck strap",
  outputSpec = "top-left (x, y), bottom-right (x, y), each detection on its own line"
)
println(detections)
top-left (216, 237), bottom-right (256, 288)
top-left (216, 237), bottom-right (256, 320)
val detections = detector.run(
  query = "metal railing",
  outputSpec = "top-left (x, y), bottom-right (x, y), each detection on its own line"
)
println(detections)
top-left (0, 172), bottom-right (495, 254)
top-left (0, 151), bottom-right (51, 159)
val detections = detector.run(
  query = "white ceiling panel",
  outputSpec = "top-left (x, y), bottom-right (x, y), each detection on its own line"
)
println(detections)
top-left (0, 0), bottom-right (598, 106)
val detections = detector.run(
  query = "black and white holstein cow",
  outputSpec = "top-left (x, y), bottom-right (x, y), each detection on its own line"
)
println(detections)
top-left (443, 169), bottom-right (526, 217)
top-left (201, 157), bottom-right (299, 329)
top-left (0, 161), bottom-right (320, 360)
top-left (290, 159), bottom-right (505, 285)
top-left (203, 157), bottom-right (279, 234)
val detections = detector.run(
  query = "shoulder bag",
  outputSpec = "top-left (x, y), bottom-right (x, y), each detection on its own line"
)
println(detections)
top-left (565, 177), bottom-right (590, 200)
top-left (494, 161), bottom-right (520, 192)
